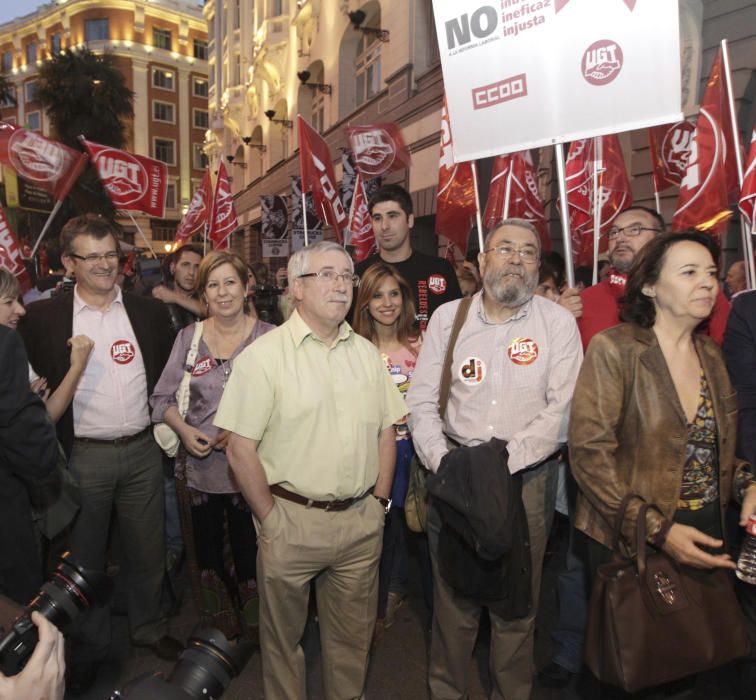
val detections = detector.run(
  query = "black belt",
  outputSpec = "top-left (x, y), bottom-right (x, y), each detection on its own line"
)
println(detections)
top-left (74, 427), bottom-right (151, 447)
top-left (270, 484), bottom-right (371, 512)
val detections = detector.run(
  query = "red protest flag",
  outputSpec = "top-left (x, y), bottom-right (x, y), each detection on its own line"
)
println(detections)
top-left (346, 172), bottom-right (376, 262)
top-left (563, 135), bottom-right (632, 267)
top-left (81, 138), bottom-right (167, 217)
top-left (297, 115), bottom-right (348, 243)
top-left (345, 123), bottom-right (412, 179)
top-left (483, 151), bottom-right (550, 251)
top-left (0, 120), bottom-right (87, 202)
top-left (0, 208), bottom-right (32, 294)
top-left (436, 97), bottom-right (476, 254)
top-left (740, 129), bottom-right (756, 224)
top-left (208, 162), bottom-right (238, 250)
top-left (176, 170), bottom-right (212, 243)
top-left (673, 48), bottom-right (737, 232)
top-left (648, 120), bottom-right (695, 192)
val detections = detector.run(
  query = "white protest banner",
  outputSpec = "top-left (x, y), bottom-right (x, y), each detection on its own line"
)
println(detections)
top-left (432, 0), bottom-right (682, 161)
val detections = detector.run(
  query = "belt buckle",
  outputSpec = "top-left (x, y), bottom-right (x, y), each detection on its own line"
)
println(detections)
top-left (324, 500), bottom-right (335, 512)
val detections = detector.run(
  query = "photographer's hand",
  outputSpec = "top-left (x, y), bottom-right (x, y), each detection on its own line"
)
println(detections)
top-left (0, 612), bottom-right (65, 700)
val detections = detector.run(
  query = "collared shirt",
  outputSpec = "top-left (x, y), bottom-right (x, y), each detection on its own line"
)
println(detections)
top-left (72, 285), bottom-right (150, 439)
top-left (214, 309), bottom-right (407, 500)
top-left (406, 291), bottom-right (583, 473)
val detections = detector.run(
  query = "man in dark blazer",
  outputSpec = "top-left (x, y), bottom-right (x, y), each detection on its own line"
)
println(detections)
top-left (0, 325), bottom-right (58, 605)
top-left (723, 288), bottom-right (756, 700)
top-left (19, 214), bottom-right (178, 693)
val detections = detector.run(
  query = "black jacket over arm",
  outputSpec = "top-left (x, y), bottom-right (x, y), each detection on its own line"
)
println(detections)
top-left (19, 290), bottom-right (175, 458)
top-left (0, 326), bottom-right (58, 602)
top-left (723, 290), bottom-right (756, 468)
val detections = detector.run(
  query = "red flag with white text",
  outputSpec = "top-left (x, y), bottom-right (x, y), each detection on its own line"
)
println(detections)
top-left (563, 135), bottom-right (632, 267)
top-left (81, 138), bottom-right (167, 217)
top-left (208, 162), bottom-right (238, 250)
top-left (0, 208), bottom-right (32, 293)
top-left (673, 48), bottom-right (737, 232)
top-left (175, 170), bottom-right (212, 243)
top-left (740, 129), bottom-right (756, 224)
top-left (648, 120), bottom-right (695, 192)
top-left (297, 115), bottom-right (347, 243)
top-left (0, 120), bottom-right (87, 201)
top-left (483, 151), bottom-right (550, 251)
top-left (346, 172), bottom-right (376, 262)
top-left (345, 123), bottom-right (412, 179)
top-left (436, 97), bottom-right (475, 254)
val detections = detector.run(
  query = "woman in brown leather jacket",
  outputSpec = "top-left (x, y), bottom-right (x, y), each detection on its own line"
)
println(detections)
top-left (570, 231), bottom-right (756, 575)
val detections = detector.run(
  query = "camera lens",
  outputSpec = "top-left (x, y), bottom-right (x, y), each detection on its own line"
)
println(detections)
top-left (167, 628), bottom-right (254, 699)
top-left (29, 551), bottom-right (112, 628)
top-left (0, 552), bottom-right (112, 676)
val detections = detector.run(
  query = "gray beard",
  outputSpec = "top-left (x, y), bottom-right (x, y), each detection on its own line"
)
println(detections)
top-left (609, 251), bottom-right (634, 273)
top-left (485, 269), bottom-right (537, 307)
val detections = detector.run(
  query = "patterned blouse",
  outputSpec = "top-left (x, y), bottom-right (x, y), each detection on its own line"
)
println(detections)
top-left (678, 371), bottom-right (719, 510)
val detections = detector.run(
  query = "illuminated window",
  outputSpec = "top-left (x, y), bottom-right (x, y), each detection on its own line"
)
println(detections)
top-left (85, 19), bottom-right (110, 42)
top-left (26, 43), bottom-right (37, 65)
top-left (24, 81), bottom-right (38, 102)
top-left (153, 28), bottom-right (172, 52)
top-left (193, 78), bottom-right (208, 97)
top-left (193, 144), bottom-right (208, 170)
top-left (152, 68), bottom-right (175, 91)
top-left (50, 33), bottom-right (62, 55)
top-left (2, 51), bottom-right (13, 72)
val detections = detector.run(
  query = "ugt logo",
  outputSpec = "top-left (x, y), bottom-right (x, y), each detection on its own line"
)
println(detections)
top-left (445, 6), bottom-right (498, 50)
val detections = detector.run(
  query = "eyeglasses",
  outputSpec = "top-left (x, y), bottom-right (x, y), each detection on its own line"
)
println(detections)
top-left (605, 225), bottom-right (661, 241)
top-left (67, 251), bottom-right (120, 265)
top-left (483, 245), bottom-right (539, 264)
top-left (298, 270), bottom-right (360, 287)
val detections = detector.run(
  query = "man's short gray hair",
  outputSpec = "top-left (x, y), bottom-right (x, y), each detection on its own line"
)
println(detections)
top-left (287, 240), bottom-right (353, 283)
top-left (483, 218), bottom-right (541, 252)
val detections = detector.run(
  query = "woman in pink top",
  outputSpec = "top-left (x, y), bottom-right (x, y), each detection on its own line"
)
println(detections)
top-left (353, 262), bottom-right (423, 637)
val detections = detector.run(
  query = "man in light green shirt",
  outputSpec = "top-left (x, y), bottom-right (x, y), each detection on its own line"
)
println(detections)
top-left (216, 241), bottom-right (406, 700)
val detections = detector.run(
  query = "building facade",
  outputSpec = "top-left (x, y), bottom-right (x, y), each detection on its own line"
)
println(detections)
top-left (204, 0), bottom-right (755, 270)
top-left (0, 0), bottom-right (209, 248)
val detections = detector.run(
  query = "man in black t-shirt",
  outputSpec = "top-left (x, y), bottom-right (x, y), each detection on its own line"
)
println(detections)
top-left (354, 184), bottom-right (461, 330)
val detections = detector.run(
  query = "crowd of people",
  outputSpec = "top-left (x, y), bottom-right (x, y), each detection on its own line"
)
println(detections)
top-left (0, 182), bottom-right (755, 700)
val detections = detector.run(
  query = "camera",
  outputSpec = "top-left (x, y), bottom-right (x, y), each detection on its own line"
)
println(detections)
top-left (106, 627), bottom-right (254, 700)
top-left (250, 284), bottom-right (284, 325)
top-left (0, 551), bottom-right (112, 676)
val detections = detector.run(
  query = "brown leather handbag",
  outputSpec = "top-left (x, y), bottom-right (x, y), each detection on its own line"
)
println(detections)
top-left (585, 497), bottom-right (749, 693)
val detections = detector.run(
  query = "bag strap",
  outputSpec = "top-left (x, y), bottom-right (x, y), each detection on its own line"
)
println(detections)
top-left (439, 296), bottom-right (473, 420)
top-left (610, 493), bottom-right (644, 554)
top-left (177, 321), bottom-right (204, 420)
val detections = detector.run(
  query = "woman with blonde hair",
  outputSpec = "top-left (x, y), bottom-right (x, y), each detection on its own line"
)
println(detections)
top-left (353, 262), bottom-right (423, 634)
top-left (151, 250), bottom-right (274, 639)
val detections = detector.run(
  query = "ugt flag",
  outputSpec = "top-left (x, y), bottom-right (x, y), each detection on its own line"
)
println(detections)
top-left (297, 115), bottom-right (347, 242)
top-left (0, 208), bottom-right (32, 293)
top-left (176, 170), bottom-right (211, 243)
top-left (0, 121), bottom-right (87, 202)
top-left (345, 123), bottom-right (412, 179)
top-left (81, 138), bottom-right (167, 218)
top-left (208, 162), bottom-right (238, 249)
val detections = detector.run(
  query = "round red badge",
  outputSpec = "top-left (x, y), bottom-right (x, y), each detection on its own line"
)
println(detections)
top-left (507, 338), bottom-right (538, 366)
top-left (428, 274), bottom-right (447, 295)
top-left (191, 356), bottom-right (214, 377)
top-left (111, 339), bottom-right (135, 365)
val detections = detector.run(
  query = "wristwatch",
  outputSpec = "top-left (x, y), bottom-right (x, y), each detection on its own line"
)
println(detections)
top-left (374, 495), bottom-right (392, 514)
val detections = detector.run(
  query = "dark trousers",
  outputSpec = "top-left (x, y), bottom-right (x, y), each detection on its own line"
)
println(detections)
top-left (68, 433), bottom-right (166, 663)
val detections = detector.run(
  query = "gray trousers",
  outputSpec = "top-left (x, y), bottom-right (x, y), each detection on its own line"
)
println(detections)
top-left (68, 432), bottom-right (167, 662)
top-left (427, 458), bottom-right (558, 700)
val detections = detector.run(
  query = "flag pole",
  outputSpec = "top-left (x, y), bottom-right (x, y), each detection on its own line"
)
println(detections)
top-left (653, 189), bottom-right (662, 217)
top-left (555, 143), bottom-right (575, 288)
top-left (126, 211), bottom-right (158, 259)
top-left (503, 161), bottom-right (513, 219)
top-left (470, 161), bottom-right (485, 252)
top-left (203, 222), bottom-right (208, 255)
top-left (592, 137), bottom-right (603, 286)
top-left (29, 199), bottom-right (65, 259)
top-left (721, 39), bottom-right (754, 289)
top-left (302, 191), bottom-right (309, 246)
